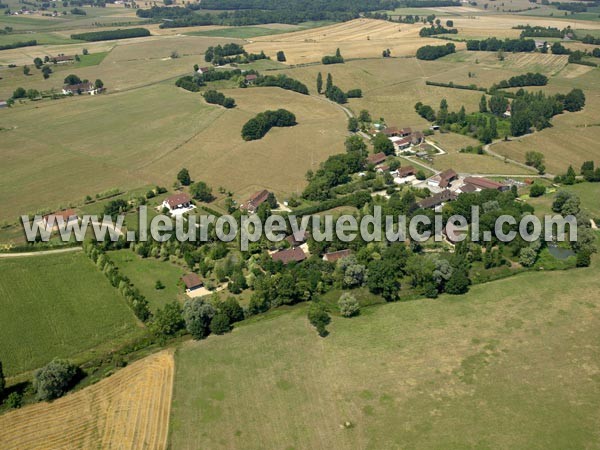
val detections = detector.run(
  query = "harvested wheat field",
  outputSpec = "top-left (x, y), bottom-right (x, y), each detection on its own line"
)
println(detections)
top-left (246, 19), bottom-right (443, 64)
top-left (0, 350), bottom-right (175, 450)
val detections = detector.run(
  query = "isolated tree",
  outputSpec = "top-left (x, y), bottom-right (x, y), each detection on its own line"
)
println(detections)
top-left (33, 359), bottom-right (78, 401)
top-left (177, 168), bottom-right (191, 186)
top-left (335, 47), bottom-right (342, 58)
top-left (479, 94), bottom-right (488, 113)
top-left (325, 73), bottom-right (333, 95)
top-left (358, 109), bottom-right (371, 123)
top-left (338, 292), bottom-right (360, 317)
top-left (63, 74), bottom-right (81, 85)
top-left (190, 181), bottom-right (213, 202)
top-left (446, 19), bottom-right (454, 27)
top-left (276, 50), bottom-right (286, 62)
top-left (307, 302), bottom-right (331, 337)
top-left (94, 79), bottom-right (104, 89)
top-left (348, 117), bottom-right (359, 132)
top-left (316, 72), bottom-right (323, 94)
top-left (23, 65), bottom-right (30, 75)
top-left (33, 57), bottom-right (43, 69)
top-left (82, 48), bottom-right (88, 55)
top-left (210, 313), bottom-right (231, 335)
top-left (529, 184), bottom-right (546, 197)
top-left (444, 268), bottom-right (470, 295)
top-left (42, 65), bottom-right (52, 79)
top-left (183, 298), bottom-right (215, 340)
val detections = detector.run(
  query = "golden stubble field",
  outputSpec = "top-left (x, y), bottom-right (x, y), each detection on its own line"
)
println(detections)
top-left (0, 350), bottom-right (175, 450)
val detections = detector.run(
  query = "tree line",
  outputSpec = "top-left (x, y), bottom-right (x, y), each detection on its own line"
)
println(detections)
top-left (241, 109), bottom-right (297, 140)
top-left (0, 39), bottom-right (36, 51)
top-left (419, 24), bottom-right (457, 37)
top-left (71, 28), bottom-right (150, 42)
top-left (415, 43), bottom-right (456, 60)
top-left (322, 48), bottom-right (345, 65)
top-left (491, 72), bottom-right (548, 90)
top-left (466, 37), bottom-right (536, 52)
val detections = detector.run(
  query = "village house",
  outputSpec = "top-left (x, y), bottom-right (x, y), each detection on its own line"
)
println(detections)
top-left (162, 192), bottom-right (193, 213)
top-left (241, 189), bottom-right (273, 214)
top-left (62, 82), bottom-right (99, 96)
top-left (53, 55), bottom-right (75, 64)
top-left (399, 127), bottom-right (412, 137)
top-left (181, 273), bottom-right (203, 293)
top-left (323, 249), bottom-right (352, 263)
top-left (285, 231), bottom-right (308, 247)
top-left (245, 74), bottom-right (258, 85)
top-left (382, 126), bottom-right (399, 137)
top-left (461, 176), bottom-right (509, 192)
top-left (367, 152), bottom-right (387, 166)
top-left (428, 168), bottom-right (458, 189)
top-left (271, 247), bottom-right (307, 265)
top-left (417, 189), bottom-right (457, 210)
top-left (391, 136), bottom-right (412, 152)
top-left (196, 67), bottom-right (212, 74)
top-left (40, 209), bottom-right (79, 231)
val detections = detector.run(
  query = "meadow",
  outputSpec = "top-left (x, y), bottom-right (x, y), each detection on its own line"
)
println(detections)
top-left (0, 251), bottom-right (144, 377)
top-left (110, 249), bottom-right (187, 313)
top-left (169, 253), bottom-right (600, 449)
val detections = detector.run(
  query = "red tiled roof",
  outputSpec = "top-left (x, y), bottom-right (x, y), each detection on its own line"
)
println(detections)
top-left (245, 74), bottom-right (258, 81)
top-left (242, 189), bottom-right (270, 211)
top-left (323, 249), bottom-right (352, 263)
top-left (165, 193), bottom-right (191, 209)
top-left (367, 152), bottom-right (387, 165)
top-left (271, 247), bottom-right (306, 265)
top-left (398, 166), bottom-right (416, 177)
top-left (43, 209), bottom-right (77, 222)
top-left (182, 273), bottom-right (203, 289)
top-left (463, 176), bottom-right (505, 191)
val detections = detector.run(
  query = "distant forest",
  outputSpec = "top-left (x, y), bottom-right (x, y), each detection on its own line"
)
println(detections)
top-left (137, 0), bottom-right (461, 28)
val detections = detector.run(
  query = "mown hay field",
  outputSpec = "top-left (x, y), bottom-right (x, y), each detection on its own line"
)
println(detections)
top-left (169, 256), bottom-right (600, 449)
top-left (0, 251), bottom-right (144, 377)
top-left (246, 19), bottom-right (450, 64)
top-left (0, 350), bottom-right (174, 450)
top-left (0, 84), bottom-right (346, 222)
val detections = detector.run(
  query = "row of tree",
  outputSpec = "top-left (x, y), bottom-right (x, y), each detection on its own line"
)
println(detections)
top-left (70, 28), bottom-right (150, 41)
top-left (415, 43), bottom-right (456, 60)
top-left (203, 90), bottom-right (236, 109)
top-left (322, 48), bottom-right (344, 65)
top-left (466, 38), bottom-right (536, 52)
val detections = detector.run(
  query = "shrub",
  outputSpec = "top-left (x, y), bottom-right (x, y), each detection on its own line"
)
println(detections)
top-left (34, 359), bottom-right (78, 401)
top-left (338, 293), bottom-right (360, 317)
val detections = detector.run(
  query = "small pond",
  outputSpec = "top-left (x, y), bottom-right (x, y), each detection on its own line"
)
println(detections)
top-left (547, 243), bottom-right (576, 260)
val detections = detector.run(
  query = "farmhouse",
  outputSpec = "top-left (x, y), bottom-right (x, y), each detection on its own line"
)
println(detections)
top-left (417, 189), bottom-right (457, 210)
top-left (162, 192), bottom-right (192, 212)
top-left (196, 67), bottom-right (212, 74)
top-left (62, 82), bottom-right (98, 96)
top-left (367, 152), bottom-right (387, 166)
top-left (323, 249), bottom-right (352, 262)
top-left (382, 126), bottom-right (399, 137)
top-left (462, 176), bottom-right (509, 192)
top-left (41, 209), bottom-right (79, 230)
top-left (428, 168), bottom-right (458, 188)
top-left (286, 231), bottom-right (308, 247)
top-left (54, 55), bottom-right (75, 64)
top-left (391, 136), bottom-right (412, 152)
top-left (271, 247), bottom-right (307, 265)
top-left (241, 189), bottom-right (272, 214)
top-left (181, 273), bottom-right (203, 292)
top-left (245, 74), bottom-right (258, 85)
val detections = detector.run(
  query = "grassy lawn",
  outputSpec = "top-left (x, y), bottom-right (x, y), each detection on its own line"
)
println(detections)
top-left (526, 182), bottom-right (600, 221)
top-left (170, 257), bottom-right (600, 449)
top-left (110, 249), bottom-right (187, 313)
top-left (0, 251), bottom-right (144, 377)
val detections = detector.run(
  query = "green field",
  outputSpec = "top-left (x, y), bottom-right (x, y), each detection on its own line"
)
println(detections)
top-left (0, 251), bottom-right (144, 377)
top-left (110, 249), bottom-right (187, 312)
top-left (0, 32), bottom-right (81, 46)
top-left (526, 182), bottom-right (600, 221)
top-left (169, 251), bottom-right (600, 449)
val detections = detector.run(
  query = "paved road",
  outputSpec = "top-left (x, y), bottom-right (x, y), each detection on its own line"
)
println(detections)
top-left (0, 246), bottom-right (82, 259)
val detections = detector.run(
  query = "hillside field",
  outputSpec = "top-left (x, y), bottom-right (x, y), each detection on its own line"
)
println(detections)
top-left (0, 350), bottom-right (174, 450)
top-left (169, 250), bottom-right (600, 449)
top-left (0, 84), bottom-right (347, 223)
top-left (0, 251), bottom-right (144, 377)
